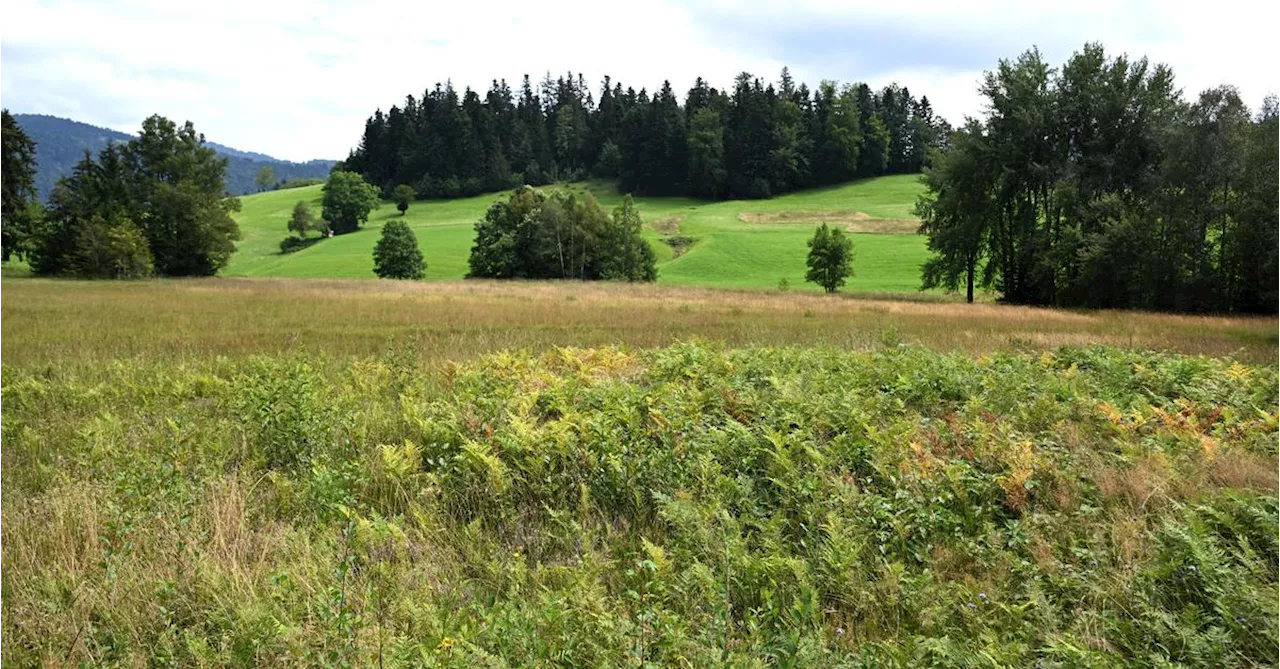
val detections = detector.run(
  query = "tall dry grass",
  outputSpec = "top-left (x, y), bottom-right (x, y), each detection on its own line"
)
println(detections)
top-left (3, 277), bottom-right (1274, 366)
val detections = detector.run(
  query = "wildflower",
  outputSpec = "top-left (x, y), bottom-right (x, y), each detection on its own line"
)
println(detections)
top-left (978, 592), bottom-right (988, 604)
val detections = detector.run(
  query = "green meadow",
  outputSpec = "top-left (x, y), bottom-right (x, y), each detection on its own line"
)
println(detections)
top-left (224, 175), bottom-right (934, 295)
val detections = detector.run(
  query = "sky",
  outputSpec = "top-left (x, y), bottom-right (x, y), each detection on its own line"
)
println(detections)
top-left (2, 0), bottom-right (1276, 162)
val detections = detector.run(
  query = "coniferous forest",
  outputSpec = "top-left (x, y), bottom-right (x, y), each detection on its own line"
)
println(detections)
top-left (342, 68), bottom-right (951, 200)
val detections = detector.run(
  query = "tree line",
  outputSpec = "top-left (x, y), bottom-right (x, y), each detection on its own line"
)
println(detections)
top-left (1, 110), bottom-right (241, 278)
top-left (342, 69), bottom-right (951, 200)
top-left (918, 44), bottom-right (1278, 313)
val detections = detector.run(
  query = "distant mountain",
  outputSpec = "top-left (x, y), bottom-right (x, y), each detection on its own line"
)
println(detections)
top-left (12, 114), bottom-right (337, 200)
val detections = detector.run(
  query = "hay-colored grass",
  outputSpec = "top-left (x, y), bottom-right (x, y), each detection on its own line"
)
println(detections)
top-left (3, 277), bottom-right (1273, 366)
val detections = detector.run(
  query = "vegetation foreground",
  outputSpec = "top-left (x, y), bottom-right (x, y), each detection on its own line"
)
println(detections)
top-left (3, 279), bottom-right (1278, 666)
top-left (2, 340), bottom-right (1277, 666)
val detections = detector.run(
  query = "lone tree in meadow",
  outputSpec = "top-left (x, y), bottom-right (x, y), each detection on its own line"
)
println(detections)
top-left (373, 220), bottom-right (425, 279)
top-left (805, 223), bottom-right (853, 293)
top-left (287, 201), bottom-right (319, 238)
top-left (255, 165), bottom-right (275, 192)
top-left (392, 184), bottom-right (416, 215)
top-left (1, 109), bottom-right (41, 262)
top-left (321, 170), bottom-right (381, 235)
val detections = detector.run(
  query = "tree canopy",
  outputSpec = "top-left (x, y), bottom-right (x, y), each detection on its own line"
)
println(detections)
top-left (29, 114), bottom-right (241, 277)
top-left (2, 109), bottom-right (41, 262)
top-left (917, 43), bottom-right (1278, 313)
top-left (343, 70), bottom-right (950, 200)
top-left (321, 170), bottom-right (381, 235)
top-left (392, 184), bottom-right (416, 215)
top-left (373, 220), bottom-right (425, 279)
top-left (805, 223), bottom-right (854, 293)
top-left (255, 165), bottom-right (275, 192)
top-left (467, 186), bottom-right (657, 281)
top-left (287, 200), bottom-right (319, 238)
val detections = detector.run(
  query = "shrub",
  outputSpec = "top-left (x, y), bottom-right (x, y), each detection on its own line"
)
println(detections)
top-left (279, 236), bottom-right (320, 254)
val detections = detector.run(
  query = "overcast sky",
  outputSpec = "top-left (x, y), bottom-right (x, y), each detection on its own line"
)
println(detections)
top-left (2, 0), bottom-right (1275, 162)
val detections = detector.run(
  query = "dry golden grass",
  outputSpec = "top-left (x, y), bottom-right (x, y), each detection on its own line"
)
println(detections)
top-left (647, 215), bottom-right (684, 235)
top-left (738, 210), bottom-right (920, 234)
top-left (2, 277), bottom-right (1275, 366)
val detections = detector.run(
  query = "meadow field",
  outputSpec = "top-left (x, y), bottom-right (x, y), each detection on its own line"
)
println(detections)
top-left (4, 228), bottom-right (1279, 665)
top-left (2, 278), bottom-right (1278, 666)
top-left (4, 278), bottom-right (1276, 366)
top-left (224, 175), bottom-right (934, 294)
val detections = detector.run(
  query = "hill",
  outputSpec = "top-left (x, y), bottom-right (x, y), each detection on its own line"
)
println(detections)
top-left (11, 113), bottom-right (336, 199)
top-left (227, 174), bottom-right (934, 295)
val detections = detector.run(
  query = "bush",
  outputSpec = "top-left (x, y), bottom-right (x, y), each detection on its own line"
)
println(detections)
top-left (372, 220), bottom-right (425, 279)
top-left (279, 236), bottom-right (321, 254)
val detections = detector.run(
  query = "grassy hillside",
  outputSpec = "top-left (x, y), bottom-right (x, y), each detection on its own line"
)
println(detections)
top-left (225, 175), bottom-right (933, 294)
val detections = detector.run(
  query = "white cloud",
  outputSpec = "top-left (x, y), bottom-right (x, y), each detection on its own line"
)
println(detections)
top-left (2, 0), bottom-right (1276, 161)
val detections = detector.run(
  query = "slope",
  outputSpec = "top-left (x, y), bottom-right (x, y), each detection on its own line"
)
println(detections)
top-left (225, 175), bottom-right (933, 295)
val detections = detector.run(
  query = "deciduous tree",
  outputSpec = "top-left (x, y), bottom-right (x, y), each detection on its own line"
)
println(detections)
top-left (255, 165), bottom-right (275, 192)
top-left (392, 184), bottom-right (416, 215)
top-left (288, 200), bottom-right (318, 238)
top-left (321, 170), bottom-right (381, 235)
top-left (805, 223), bottom-right (853, 293)
top-left (373, 220), bottom-right (425, 279)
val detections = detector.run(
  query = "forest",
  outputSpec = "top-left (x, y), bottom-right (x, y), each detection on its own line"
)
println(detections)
top-left (342, 69), bottom-right (951, 200)
top-left (917, 44), bottom-right (1278, 313)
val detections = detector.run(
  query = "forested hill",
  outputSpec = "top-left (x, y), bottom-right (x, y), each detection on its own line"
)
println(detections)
top-left (12, 114), bottom-right (336, 199)
top-left (343, 69), bottom-right (952, 200)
